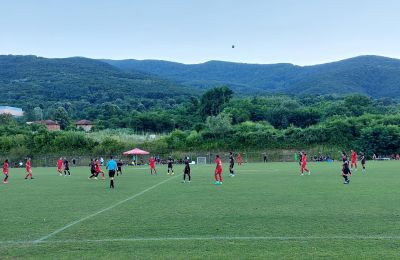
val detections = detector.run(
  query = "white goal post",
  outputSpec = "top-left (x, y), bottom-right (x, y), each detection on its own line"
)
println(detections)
top-left (196, 157), bottom-right (207, 165)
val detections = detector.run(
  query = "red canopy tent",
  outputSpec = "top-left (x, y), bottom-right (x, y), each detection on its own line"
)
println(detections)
top-left (123, 148), bottom-right (150, 155)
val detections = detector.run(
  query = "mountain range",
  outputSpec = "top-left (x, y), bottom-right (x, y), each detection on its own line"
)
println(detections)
top-left (1, 54), bottom-right (400, 112)
top-left (104, 55), bottom-right (400, 98)
top-left (0, 55), bottom-right (191, 112)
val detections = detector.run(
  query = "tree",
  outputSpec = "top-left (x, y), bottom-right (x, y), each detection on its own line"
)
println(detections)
top-left (199, 86), bottom-right (234, 118)
top-left (0, 114), bottom-right (15, 125)
top-left (344, 94), bottom-right (373, 116)
top-left (52, 107), bottom-right (70, 130)
top-left (33, 107), bottom-right (43, 121)
top-left (206, 113), bottom-right (233, 137)
top-left (357, 125), bottom-right (400, 156)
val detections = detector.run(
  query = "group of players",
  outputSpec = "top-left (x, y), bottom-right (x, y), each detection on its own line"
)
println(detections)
top-left (1, 150), bottom-right (367, 186)
top-left (147, 152), bottom-right (239, 185)
top-left (2, 158), bottom-right (34, 184)
top-left (297, 150), bottom-right (366, 184)
top-left (88, 158), bottom-right (123, 180)
top-left (340, 150), bottom-right (366, 184)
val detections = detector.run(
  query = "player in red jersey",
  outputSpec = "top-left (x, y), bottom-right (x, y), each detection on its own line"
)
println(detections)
top-left (57, 157), bottom-right (63, 176)
top-left (149, 156), bottom-right (157, 175)
top-left (24, 158), bottom-right (33, 179)
top-left (214, 155), bottom-right (223, 185)
top-left (237, 153), bottom-right (242, 166)
top-left (300, 152), bottom-right (311, 176)
top-left (350, 150), bottom-right (358, 171)
top-left (95, 159), bottom-right (105, 180)
top-left (3, 159), bottom-right (9, 184)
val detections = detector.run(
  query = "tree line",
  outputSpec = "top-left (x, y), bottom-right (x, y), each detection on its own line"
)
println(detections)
top-left (1, 87), bottom-right (399, 159)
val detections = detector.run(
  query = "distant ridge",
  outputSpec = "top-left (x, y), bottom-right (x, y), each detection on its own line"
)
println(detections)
top-left (104, 55), bottom-right (400, 98)
top-left (0, 55), bottom-right (194, 110)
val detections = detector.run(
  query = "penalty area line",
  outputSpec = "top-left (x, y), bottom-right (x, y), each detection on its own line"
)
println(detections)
top-left (32, 175), bottom-right (179, 244)
top-left (2, 235), bottom-right (400, 245)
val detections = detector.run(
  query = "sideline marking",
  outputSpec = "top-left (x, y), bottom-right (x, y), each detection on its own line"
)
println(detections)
top-left (2, 235), bottom-right (400, 245)
top-left (33, 176), bottom-right (178, 243)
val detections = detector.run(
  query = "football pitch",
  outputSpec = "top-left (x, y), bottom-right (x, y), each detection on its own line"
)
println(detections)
top-left (0, 161), bottom-right (399, 259)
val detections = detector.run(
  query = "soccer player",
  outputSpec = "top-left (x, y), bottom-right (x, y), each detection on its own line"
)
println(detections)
top-left (342, 152), bottom-right (348, 163)
top-left (57, 157), bottom-right (63, 176)
top-left (298, 152), bottom-right (302, 166)
top-left (229, 152), bottom-right (235, 177)
top-left (3, 159), bottom-right (9, 184)
top-left (149, 156), bottom-right (157, 175)
top-left (95, 159), bottom-right (105, 180)
top-left (116, 159), bottom-right (123, 176)
top-left (167, 156), bottom-right (174, 175)
top-left (24, 158), bottom-right (33, 179)
top-left (300, 152), bottom-right (311, 176)
top-left (106, 156), bottom-right (117, 189)
top-left (360, 152), bottom-right (366, 173)
top-left (350, 150), bottom-right (358, 171)
top-left (237, 153), bottom-right (242, 166)
top-left (182, 158), bottom-right (191, 183)
top-left (63, 158), bottom-right (71, 176)
top-left (214, 155), bottom-right (223, 185)
top-left (88, 159), bottom-right (98, 180)
top-left (342, 161), bottom-right (352, 184)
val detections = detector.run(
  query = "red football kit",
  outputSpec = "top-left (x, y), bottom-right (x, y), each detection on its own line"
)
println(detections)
top-left (215, 158), bottom-right (223, 182)
top-left (149, 158), bottom-right (156, 169)
top-left (3, 162), bottom-right (9, 175)
top-left (57, 159), bottom-right (63, 172)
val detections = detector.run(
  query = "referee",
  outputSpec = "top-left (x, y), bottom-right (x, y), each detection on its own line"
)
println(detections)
top-left (106, 156), bottom-right (117, 189)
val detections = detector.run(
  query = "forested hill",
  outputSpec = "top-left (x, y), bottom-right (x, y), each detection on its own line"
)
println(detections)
top-left (104, 55), bottom-right (400, 98)
top-left (0, 55), bottom-right (193, 112)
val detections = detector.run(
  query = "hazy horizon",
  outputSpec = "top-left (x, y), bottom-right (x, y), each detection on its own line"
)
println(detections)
top-left (1, 53), bottom-right (396, 67)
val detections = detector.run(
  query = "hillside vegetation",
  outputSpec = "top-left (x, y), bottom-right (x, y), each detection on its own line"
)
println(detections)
top-left (104, 55), bottom-right (400, 97)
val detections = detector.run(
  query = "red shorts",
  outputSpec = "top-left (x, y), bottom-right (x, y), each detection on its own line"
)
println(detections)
top-left (215, 168), bottom-right (222, 174)
top-left (351, 160), bottom-right (357, 164)
top-left (3, 171), bottom-right (8, 175)
top-left (301, 163), bottom-right (307, 168)
top-left (150, 165), bottom-right (155, 169)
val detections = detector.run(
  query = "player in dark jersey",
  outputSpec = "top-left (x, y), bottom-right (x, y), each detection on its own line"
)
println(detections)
top-left (298, 152), bottom-right (302, 166)
top-left (182, 158), bottom-right (191, 183)
top-left (63, 158), bottom-right (71, 176)
top-left (88, 159), bottom-right (98, 180)
top-left (116, 159), bottom-right (123, 176)
top-left (342, 152), bottom-right (348, 163)
top-left (229, 152), bottom-right (235, 177)
top-left (342, 161), bottom-right (351, 184)
top-left (167, 156), bottom-right (174, 175)
top-left (360, 152), bottom-right (366, 173)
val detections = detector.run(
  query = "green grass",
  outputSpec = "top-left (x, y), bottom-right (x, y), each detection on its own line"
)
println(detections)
top-left (0, 161), bottom-right (399, 259)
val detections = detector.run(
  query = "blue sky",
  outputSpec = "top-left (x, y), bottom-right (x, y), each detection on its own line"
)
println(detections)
top-left (1, 0), bottom-right (399, 65)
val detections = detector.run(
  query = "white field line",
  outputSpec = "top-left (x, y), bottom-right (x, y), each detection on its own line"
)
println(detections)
top-left (2, 235), bottom-right (400, 245)
top-left (32, 175), bottom-right (178, 244)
